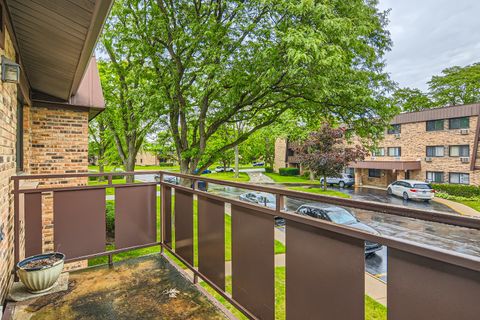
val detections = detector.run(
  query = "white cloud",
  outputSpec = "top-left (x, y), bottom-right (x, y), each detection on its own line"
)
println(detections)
top-left (379, 0), bottom-right (480, 90)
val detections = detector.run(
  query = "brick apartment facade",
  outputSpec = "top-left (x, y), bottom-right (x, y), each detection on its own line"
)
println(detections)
top-left (275, 104), bottom-right (480, 188)
top-left (0, 0), bottom-right (111, 308)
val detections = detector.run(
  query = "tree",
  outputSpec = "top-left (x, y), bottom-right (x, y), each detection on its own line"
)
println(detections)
top-left (105, 0), bottom-right (395, 174)
top-left (293, 123), bottom-right (367, 190)
top-left (428, 63), bottom-right (480, 106)
top-left (97, 57), bottom-right (160, 182)
top-left (393, 87), bottom-right (433, 112)
top-left (88, 114), bottom-right (112, 180)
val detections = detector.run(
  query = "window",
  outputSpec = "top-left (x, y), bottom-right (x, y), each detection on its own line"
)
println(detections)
top-left (368, 169), bottom-right (381, 178)
top-left (449, 173), bottom-right (470, 185)
top-left (372, 148), bottom-right (385, 156)
top-left (426, 171), bottom-right (444, 183)
top-left (449, 117), bottom-right (469, 129)
top-left (388, 147), bottom-right (401, 157)
top-left (426, 146), bottom-right (444, 157)
top-left (387, 124), bottom-right (401, 134)
top-left (449, 145), bottom-right (470, 157)
top-left (426, 119), bottom-right (444, 131)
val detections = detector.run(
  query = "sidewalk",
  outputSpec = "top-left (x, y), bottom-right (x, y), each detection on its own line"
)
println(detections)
top-left (433, 197), bottom-right (480, 217)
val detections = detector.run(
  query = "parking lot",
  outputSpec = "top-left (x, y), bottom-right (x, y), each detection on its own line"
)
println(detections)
top-left (209, 183), bottom-right (480, 282)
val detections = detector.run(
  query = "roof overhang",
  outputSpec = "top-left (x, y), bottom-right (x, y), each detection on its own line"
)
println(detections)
top-left (350, 161), bottom-right (421, 171)
top-left (5, 0), bottom-right (113, 102)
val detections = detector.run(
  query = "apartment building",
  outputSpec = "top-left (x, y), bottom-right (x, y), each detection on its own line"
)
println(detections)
top-left (275, 103), bottom-right (480, 188)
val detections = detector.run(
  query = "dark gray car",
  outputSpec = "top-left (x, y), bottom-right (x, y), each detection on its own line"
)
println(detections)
top-left (295, 203), bottom-right (382, 255)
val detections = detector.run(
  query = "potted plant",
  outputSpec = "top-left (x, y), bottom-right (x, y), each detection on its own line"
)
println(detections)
top-left (17, 252), bottom-right (65, 293)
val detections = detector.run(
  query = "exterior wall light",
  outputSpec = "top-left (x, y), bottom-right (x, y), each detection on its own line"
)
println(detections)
top-left (1, 55), bottom-right (20, 83)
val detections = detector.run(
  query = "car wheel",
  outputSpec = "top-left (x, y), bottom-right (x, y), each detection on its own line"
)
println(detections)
top-left (387, 187), bottom-right (393, 195)
top-left (339, 181), bottom-right (345, 188)
top-left (403, 192), bottom-right (409, 201)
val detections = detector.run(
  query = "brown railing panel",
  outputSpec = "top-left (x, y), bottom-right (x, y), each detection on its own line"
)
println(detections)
top-left (53, 189), bottom-right (106, 259)
top-left (24, 193), bottom-right (42, 257)
top-left (174, 188), bottom-right (194, 265)
top-left (388, 248), bottom-right (480, 320)
top-left (231, 204), bottom-right (274, 320)
top-left (286, 220), bottom-right (365, 320)
top-left (198, 195), bottom-right (225, 290)
top-left (162, 185), bottom-right (172, 248)
top-left (115, 185), bottom-right (157, 249)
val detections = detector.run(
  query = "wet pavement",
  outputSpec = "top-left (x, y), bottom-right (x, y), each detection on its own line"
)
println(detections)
top-left (12, 255), bottom-right (227, 320)
top-left (207, 183), bottom-right (480, 282)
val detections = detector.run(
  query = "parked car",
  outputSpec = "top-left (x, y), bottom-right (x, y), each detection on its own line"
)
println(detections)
top-left (319, 173), bottom-right (355, 188)
top-left (215, 166), bottom-right (234, 173)
top-left (387, 180), bottom-right (435, 202)
top-left (253, 161), bottom-right (265, 167)
top-left (239, 192), bottom-right (285, 226)
top-left (295, 203), bottom-right (382, 255)
top-left (193, 169), bottom-right (212, 174)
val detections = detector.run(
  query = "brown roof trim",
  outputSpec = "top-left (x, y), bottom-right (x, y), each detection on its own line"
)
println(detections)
top-left (68, 0), bottom-right (114, 98)
top-left (392, 104), bottom-right (480, 124)
top-left (32, 99), bottom-right (103, 121)
top-left (350, 160), bottom-right (421, 171)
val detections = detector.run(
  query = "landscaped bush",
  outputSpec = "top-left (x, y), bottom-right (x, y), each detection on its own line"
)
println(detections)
top-left (431, 183), bottom-right (480, 198)
top-left (159, 162), bottom-right (174, 167)
top-left (88, 176), bottom-right (98, 181)
top-left (106, 201), bottom-right (115, 238)
top-left (265, 167), bottom-right (273, 173)
top-left (279, 167), bottom-right (300, 176)
top-left (302, 171), bottom-right (311, 179)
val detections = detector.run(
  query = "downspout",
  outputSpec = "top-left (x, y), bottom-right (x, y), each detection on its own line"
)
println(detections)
top-left (470, 113), bottom-right (480, 171)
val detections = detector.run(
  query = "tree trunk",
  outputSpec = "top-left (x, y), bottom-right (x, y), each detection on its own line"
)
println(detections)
top-left (234, 145), bottom-right (239, 178)
top-left (322, 174), bottom-right (327, 191)
top-left (98, 146), bottom-right (105, 182)
top-left (309, 170), bottom-right (315, 181)
top-left (124, 156), bottom-right (136, 183)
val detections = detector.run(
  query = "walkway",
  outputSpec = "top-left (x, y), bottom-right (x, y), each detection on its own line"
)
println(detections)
top-left (433, 197), bottom-right (480, 217)
top-left (246, 171), bottom-right (275, 184)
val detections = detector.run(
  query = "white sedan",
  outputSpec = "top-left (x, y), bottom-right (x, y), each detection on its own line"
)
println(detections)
top-left (387, 180), bottom-right (435, 201)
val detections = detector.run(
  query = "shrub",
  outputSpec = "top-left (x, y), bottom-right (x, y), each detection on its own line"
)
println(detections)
top-left (431, 184), bottom-right (480, 198)
top-left (265, 167), bottom-right (274, 173)
top-left (106, 201), bottom-right (115, 238)
top-left (279, 167), bottom-right (300, 176)
top-left (302, 171), bottom-right (311, 179)
top-left (88, 176), bottom-right (98, 181)
top-left (159, 162), bottom-right (174, 167)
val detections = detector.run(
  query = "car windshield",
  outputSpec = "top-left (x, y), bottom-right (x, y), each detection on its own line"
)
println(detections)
top-left (413, 183), bottom-right (432, 189)
top-left (346, 175), bottom-right (353, 179)
top-left (325, 208), bottom-right (357, 225)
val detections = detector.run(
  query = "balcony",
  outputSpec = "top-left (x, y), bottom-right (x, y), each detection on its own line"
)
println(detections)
top-left (8, 171), bottom-right (480, 319)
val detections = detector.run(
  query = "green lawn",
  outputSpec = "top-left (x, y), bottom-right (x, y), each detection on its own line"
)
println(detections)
top-left (89, 198), bottom-right (285, 267)
top-left (201, 267), bottom-right (387, 320)
top-left (202, 172), bottom-right (250, 182)
top-left (89, 165), bottom-right (180, 172)
top-left (457, 199), bottom-right (480, 212)
top-left (288, 186), bottom-right (351, 199)
top-left (264, 172), bottom-right (319, 184)
top-left (87, 178), bottom-right (142, 195)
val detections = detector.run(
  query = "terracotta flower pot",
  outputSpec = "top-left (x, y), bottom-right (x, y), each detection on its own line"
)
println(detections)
top-left (17, 252), bottom-right (65, 294)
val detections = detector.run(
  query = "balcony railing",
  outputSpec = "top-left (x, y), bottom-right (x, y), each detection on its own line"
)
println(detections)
top-left (12, 171), bottom-right (480, 320)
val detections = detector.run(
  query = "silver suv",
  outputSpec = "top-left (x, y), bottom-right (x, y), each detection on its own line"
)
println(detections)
top-left (320, 173), bottom-right (355, 188)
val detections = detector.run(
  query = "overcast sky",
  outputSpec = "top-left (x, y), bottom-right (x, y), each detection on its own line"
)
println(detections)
top-left (378, 0), bottom-right (480, 91)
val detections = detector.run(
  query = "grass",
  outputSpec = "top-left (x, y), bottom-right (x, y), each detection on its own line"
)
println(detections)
top-left (264, 172), bottom-right (319, 184)
top-left (457, 199), bottom-right (480, 212)
top-left (201, 267), bottom-right (387, 320)
top-left (87, 178), bottom-right (142, 195)
top-left (88, 165), bottom-right (180, 172)
top-left (89, 197), bottom-right (285, 267)
top-left (288, 186), bottom-right (351, 199)
top-left (202, 172), bottom-right (250, 182)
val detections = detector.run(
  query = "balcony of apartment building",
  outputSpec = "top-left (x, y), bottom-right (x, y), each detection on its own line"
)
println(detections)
top-left (4, 171), bottom-right (480, 320)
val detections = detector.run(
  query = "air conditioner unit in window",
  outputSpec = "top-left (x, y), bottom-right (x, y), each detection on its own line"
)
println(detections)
top-left (460, 129), bottom-right (469, 135)
top-left (394, 133), bottom-right (401, 139)
top-left (460, 157), bottom-right (470, 163)
top-left (425, 157), bottom-right (433, 162)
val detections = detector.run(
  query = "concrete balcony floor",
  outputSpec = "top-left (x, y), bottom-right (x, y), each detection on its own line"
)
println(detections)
top-left (11, 254), bottom-right (228, 320)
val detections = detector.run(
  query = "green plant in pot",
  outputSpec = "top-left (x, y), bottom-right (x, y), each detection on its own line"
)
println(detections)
top-left (17, 252), bottom-right (65, 293)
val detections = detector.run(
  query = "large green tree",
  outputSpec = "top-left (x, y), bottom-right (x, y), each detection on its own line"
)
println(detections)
top-left (103, 0), bottom-right (395, 174)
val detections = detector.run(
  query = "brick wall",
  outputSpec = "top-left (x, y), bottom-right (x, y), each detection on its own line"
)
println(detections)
top-left (274, 138), bottom-right (287, 172)
top-left (23, 107), bottom-right (89, 258)
top-left (371, 116), bottom-right (480, 186)
top-left (0, 29), bottom-right (17, 304)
